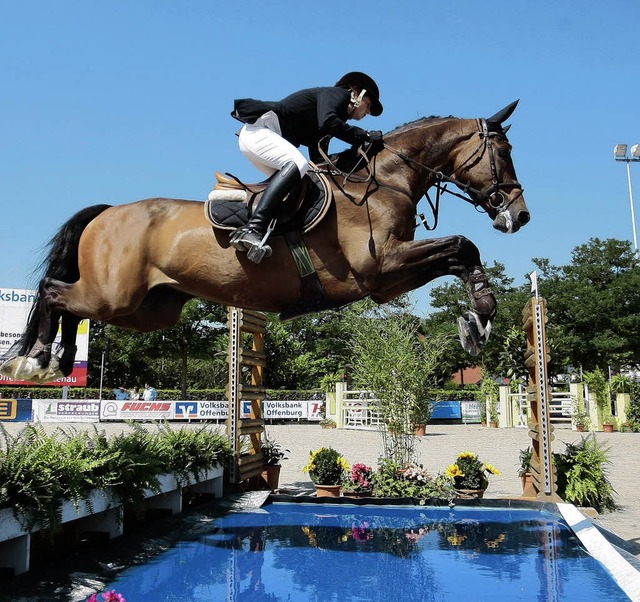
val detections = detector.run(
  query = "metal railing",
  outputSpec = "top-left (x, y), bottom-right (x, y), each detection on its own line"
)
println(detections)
top-left (340, 390), bottom-right (383, 430)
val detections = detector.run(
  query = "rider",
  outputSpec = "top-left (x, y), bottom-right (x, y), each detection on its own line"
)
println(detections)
top-left (226, 71), bottom-right (384, 261)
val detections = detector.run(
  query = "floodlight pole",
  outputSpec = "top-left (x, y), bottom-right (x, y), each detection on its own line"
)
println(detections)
top-left (614, 145), bottom-right (640, 260)
top-left (624, 160), bottom-right (639, 260)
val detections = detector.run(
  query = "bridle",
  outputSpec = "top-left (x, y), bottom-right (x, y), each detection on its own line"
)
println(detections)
top-left (316, 119), bottom-right (524, 231)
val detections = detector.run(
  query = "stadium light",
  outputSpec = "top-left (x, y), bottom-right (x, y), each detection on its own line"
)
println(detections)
top-left (613, 143), bottom-right (640, 259)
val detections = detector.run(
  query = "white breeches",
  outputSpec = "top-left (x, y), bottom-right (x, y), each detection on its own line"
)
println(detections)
top-left (238, 111), bottom-right (309, 178)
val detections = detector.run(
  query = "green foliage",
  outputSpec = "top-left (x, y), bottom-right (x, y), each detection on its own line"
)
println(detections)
top-left (0, 423), bottom-right (231, 534)
top-left (627, 381), bottom-right (640, 431)
top-left (518, 447), bottom-right (532, 478)
top-left (518, 436), bottom-right (617, 512)
top-left (349, 304), bottom-right (451, 463)
top-left (553, 435), bottom-right (617, 512)
top-left (534, 238), bottom-right (640, 372)
top-left (371, 459), bottom-right (455, 502)
top-left (0, 424), bottom-right (119, 532)
top-left (583, 368), bottom-right (613, 422)
top-left (260, 434), bottom-right (289, 466)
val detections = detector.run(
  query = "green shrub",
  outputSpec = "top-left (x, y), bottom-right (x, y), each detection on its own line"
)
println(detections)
top-left (553, 435), bottom-right (617, 512)
top-left (0, 422), bottom-right (231, 534)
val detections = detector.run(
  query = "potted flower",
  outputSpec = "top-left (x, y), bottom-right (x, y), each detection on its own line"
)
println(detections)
top-left (342, 463), bottom-right (374, 498)
top-left (260, 435), bottom-right (289, 491)
top-left (319, 418), bottom-right (337, 429)
top-left (303, 447), bottom-right (350, 497)
top-left (446, 451), bottom-right (501, 498)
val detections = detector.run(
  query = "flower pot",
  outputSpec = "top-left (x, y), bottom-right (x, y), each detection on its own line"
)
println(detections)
top-left (520, 472), bottom-right (533, 492)
top-left (481, 420), bottom-right (487, 427)
top-left (602, 423), bottom-right (615, 433)
top-left (414, 424), bottom-right (426, 436)
top-left (454, 488), bottom-right (485, 499)
top-left (489, 421), bottom-right (498, 428)
top-left (261, 464), bottom-right (281, 491)
top-left (314, 484), bottom-right (342, 497)
top-left (575, 423), bottom-right (585, 432)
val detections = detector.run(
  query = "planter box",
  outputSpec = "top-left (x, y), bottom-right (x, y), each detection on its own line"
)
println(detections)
top-left (0, 466), bottom-right (224, 576)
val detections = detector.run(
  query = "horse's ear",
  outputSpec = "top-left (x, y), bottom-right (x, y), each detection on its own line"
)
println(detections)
top-left (487, 100), bottom-right (519, 126)
top-left (502, 124), bottom-right (512, 134)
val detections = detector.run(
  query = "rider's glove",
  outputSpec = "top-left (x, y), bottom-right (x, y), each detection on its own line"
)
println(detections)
top-left (366, 130), bottom-right (383, 142)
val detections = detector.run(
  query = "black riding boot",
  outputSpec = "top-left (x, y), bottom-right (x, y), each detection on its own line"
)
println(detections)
top-left (231, 162), bottom-right (301, 262)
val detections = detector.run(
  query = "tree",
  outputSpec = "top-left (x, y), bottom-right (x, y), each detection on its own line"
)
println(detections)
top-left (533, 238), bottom-right (640, 372)
top-left (88, 300), bottom-right (228, 395)
top-left (349, 304), bottom-right (451, 464)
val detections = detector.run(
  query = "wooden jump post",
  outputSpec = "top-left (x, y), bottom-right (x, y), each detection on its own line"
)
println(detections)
top-left (227, 307), bottom-right (267, 484)
top-left (522, 278), bottom-right (561, 501)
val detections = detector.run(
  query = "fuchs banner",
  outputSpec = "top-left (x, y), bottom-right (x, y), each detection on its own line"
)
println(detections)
top-left (0, 288), bottom-right (90, 386)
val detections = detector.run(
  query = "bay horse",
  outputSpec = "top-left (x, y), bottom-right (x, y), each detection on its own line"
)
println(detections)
top-left (1, 101), bottom-right (529, 384)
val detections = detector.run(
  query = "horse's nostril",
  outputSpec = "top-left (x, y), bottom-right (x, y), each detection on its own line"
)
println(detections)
top-left (518, 211), bottom-right (530, 226)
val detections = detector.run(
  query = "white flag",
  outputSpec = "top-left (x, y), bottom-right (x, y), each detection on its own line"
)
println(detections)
top-left (529, 271), bottom-right (538, 298)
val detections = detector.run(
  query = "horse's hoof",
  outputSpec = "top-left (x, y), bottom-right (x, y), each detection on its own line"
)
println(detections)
top-left (0, 356), bottom-right (40, 381)
top-left (457, 311), bottom-right (492, 357)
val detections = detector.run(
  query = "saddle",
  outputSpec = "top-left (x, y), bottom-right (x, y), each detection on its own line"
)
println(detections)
top-left (204, 166), bottom-right (337, 320)
top-left (204, 167), bottom-right (332, 236)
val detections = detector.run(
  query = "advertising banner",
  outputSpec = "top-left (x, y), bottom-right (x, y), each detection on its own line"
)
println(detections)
top-left (0, 398), bottom-right (33, 422)
top-left (33, 399), bottom-right (100, 423)
top-left (0, 288), bottom-right (90, 386)
top-left (100, 400), bottom-right (174, 421)
top-left (461, 400), bottom-right (483, 424)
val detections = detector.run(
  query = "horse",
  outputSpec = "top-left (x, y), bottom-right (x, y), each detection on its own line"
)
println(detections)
top-left (0, 101), bottom-right (529, 384)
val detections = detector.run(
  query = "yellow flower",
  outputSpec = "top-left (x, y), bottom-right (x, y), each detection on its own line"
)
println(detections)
top-left (483, 463), bottom-right (502, 476)
top-left (457, 451), bottom-right (477, 460)
top-left (445, 464), bottom-right (465, 478)
top-left (447, 534), bottom-right (467, 546)
top-left (338, 457), bottom-right (351, 471)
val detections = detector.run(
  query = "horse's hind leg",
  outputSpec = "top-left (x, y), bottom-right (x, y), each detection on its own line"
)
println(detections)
top-left (1, 279), bottom-right (67, 383)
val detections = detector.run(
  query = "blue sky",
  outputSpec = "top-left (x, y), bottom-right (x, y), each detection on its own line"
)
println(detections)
top-left (1, 1), bottom-right (639, 316)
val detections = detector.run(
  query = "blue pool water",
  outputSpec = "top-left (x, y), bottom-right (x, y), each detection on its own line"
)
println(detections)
top-left (94, 503), bottom-right (629, 601)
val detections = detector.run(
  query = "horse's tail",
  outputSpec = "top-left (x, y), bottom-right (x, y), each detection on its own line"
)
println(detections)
top-left (10, 204), bottom-right (112, 357)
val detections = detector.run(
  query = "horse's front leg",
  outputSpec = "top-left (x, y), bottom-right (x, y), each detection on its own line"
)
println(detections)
top-left (370, 235), bottom-right (496, 355)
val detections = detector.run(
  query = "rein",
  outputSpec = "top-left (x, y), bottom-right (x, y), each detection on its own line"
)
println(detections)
top-left (315, 119), bottom-right (523, 231)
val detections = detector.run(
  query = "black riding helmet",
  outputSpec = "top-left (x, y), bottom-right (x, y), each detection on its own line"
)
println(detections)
top-left (335, 71), bottom-right (383, 116)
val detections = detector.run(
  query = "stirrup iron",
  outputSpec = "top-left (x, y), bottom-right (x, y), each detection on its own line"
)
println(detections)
top-left (247, 219), bottom-right (277, 264)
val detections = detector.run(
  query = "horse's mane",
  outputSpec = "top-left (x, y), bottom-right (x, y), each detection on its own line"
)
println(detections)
top-left (386, 115), bottom-right (460, 137)
top-left (321, 116), bottom-right (462, 172)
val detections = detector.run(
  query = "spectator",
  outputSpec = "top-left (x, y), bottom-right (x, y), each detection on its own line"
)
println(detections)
top-left (113, 387), bottom-right (129, 400)
top-left (143, 383), bottom-right (157, 401)
top-left (129, 386), bottom-right (140, 400)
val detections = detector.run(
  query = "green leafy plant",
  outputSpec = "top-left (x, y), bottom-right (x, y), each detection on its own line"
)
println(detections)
top-left (319, 418), bottom-right (336, 428)
top-left (302, 447), bottom-right (349, 485)
top-left (517, 447), bottom-right (532, 479)
top-left (0, 423), bottom-right (231, 534)
top-left (445, 451), bottom-right (501, 491)
top-left (571, 396), bottom-right (590, 430)
top-left (554, 435), bottom-right (617, 512)
top-left (260, 434), bottom-right (289, 466)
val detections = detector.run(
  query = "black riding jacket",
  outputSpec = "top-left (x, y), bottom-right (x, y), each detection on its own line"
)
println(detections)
top-left (232, 86), bottom-right (369, 161)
